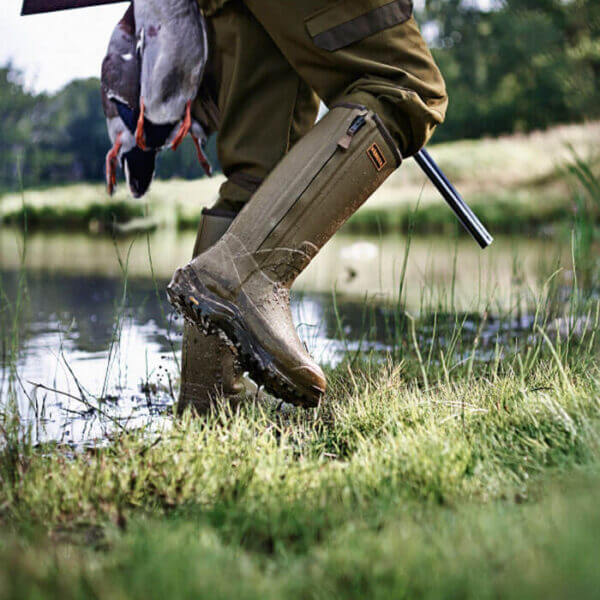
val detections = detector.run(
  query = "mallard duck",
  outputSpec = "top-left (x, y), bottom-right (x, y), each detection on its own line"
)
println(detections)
top-left (133, 0), bottom-right (211, 175)
top-left (101, 4), bottom-right (157, 198)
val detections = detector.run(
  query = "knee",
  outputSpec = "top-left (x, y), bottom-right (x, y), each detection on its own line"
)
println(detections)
top-left (347, 80), bottom-right (448, 158)
top-left (404, 84), bottom-right (449, 156)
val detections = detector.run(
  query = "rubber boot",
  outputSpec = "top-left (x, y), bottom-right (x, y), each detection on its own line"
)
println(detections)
top-left (168, 105), bottom-right (401, 406)
top-left (177, 208), bottom-right (244, 414)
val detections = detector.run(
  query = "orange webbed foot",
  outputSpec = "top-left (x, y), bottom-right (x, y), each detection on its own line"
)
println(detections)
top-left (192, 134), bottom-right (212, 177)
top-left (135, 98), bottom-right (147, 150)
top-left (105, 132), bottom-right (123, 195)
top-left (171, 100), bottom-right (192, 151)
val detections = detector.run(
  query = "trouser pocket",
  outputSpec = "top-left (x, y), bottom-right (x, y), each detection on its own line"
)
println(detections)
top-left (305, 0), bottom-right (413, 51)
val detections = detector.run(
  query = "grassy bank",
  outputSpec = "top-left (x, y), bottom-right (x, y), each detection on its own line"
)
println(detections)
top-left (2, 133), bottom-right (600, 598)
top-left (1, 121), bottom-right (598, 235)
top-left (1, 346), bottom-right (600, 598)
top-left (5, 472), bottom-right (600, 599)
top-left (2, 247), bottom-right (600, 597)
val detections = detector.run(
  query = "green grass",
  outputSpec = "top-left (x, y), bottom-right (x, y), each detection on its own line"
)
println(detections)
top-left (2, 142), bottom-right (600, 598)
top-left (2, 260), bottom-right (600, 598)
top-left (3, 471), bottom-right (600, 599)
top-left (1, 121), bottom-right (598, 235)
top-left (0, 351), bottom-right (599, 598)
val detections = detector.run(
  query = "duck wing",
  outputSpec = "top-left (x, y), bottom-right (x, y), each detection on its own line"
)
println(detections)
top-left (135, 0), bottom-right (208, 125)
top-left (101, 5), bottom-right (140, 122)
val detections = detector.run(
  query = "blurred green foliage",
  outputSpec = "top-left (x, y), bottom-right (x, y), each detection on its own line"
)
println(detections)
top-left (425, 0), bottom-right (600, 140)
top-left (0, 0), bottom-right (598, 191)
top-left (0, 67), bottom-right (219, 193)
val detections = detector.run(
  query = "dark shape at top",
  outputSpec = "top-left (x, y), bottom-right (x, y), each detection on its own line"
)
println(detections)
top-left (22, 0), bottom-right (127, 16)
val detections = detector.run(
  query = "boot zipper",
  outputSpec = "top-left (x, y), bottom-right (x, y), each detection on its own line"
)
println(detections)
top-left (337, 115), bottom-right (367, 150)
top-left (347, 115), bottom-right (366, 136)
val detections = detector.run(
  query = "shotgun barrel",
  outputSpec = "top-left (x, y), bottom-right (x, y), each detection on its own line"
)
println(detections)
top-left (414, 148), bottom-right (493, 249)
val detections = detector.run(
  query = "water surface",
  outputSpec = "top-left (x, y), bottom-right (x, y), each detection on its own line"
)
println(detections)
top-left (0, 228), bottom-right (570, 446)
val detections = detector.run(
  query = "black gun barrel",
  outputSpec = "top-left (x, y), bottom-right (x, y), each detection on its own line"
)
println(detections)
top-left (21, 0), bottom-right (126, 15)
top-left (414, 148), bottom-right (493, 249)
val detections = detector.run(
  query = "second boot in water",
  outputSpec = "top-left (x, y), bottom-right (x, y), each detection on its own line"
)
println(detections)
top-left (178, 208), bottom-right (244, 414)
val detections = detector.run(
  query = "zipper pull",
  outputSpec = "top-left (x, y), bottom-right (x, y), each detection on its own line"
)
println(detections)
top-left (337, 115), bottom-right (367, 150)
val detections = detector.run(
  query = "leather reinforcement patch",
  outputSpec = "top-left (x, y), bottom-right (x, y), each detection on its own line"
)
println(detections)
top-left (367, 143), bottom-right (387, 171)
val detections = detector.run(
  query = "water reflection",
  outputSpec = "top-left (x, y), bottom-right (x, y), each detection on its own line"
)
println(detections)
top-left (0, 269), bottom-right (361, 446)
top-left (0, 228), bottom-right (570, 446)
top-left (0, 228), bottom-right (567, 309)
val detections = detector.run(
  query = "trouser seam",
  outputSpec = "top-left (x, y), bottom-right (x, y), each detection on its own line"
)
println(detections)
top-left (286, 75), bottom-right (303, 152)
top-left (227, 171), bottom-right (264, 193)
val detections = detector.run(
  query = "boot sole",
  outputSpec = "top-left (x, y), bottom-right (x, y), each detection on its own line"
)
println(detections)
top-left (167, 267), bottom-right (323, 407)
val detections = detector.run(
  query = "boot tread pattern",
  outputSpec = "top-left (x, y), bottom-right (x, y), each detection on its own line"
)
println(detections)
top-left (167, 269), bottom-right (322, 407)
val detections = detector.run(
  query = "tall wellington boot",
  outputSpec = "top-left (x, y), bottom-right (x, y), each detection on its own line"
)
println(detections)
top-left (177, 208), bottom-right (244, 414)
top-left (168, 105), bottom-right (401, 406)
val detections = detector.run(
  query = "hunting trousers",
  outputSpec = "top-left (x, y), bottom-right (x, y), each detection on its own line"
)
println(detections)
top-left (196, 0), bottom-right (448, 211)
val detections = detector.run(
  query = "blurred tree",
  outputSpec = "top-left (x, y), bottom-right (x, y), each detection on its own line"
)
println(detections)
top-left (0, 65), bottom-right (39, 189)
top-left (0, 67), bottom-right (219, 192)
top-left (422, 0), bottom-right (600, 141)
top-left (0, 0), bottom-right (598, 189)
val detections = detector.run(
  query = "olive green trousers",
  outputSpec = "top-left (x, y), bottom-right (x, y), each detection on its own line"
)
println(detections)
top-left (197, 0), bottom-right (448, 211)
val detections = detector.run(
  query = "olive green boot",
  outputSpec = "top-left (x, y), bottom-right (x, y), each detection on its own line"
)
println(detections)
top-left (168, 105), bottom-right (401, 406)
top-left (177, 208), bottom-right (244, 414)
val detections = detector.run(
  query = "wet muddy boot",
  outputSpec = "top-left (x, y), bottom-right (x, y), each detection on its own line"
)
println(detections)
top-left (168, 105), bottom-right (401, 406)
top-left (177, 208), bottom-right (244, 414)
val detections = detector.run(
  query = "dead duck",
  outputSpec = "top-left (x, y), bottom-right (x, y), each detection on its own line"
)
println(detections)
top-left (133, 0), bottom-right (211, 175)
top-left (101, 4), bottom-right (157, 198)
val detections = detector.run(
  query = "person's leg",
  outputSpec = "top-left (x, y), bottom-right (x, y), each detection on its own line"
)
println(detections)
top-left (244, 0), bottom-right (447, 157)
top-left (178, 0), bottom-right (320, 415)
top-left (170, 0), bottom-right (448, 406)
top-left (178, 208), bottom-right (242, 414)
top-left (170, 104), bottom-right (399, 405)
top-left (209, 0), bottom-right (321, 212)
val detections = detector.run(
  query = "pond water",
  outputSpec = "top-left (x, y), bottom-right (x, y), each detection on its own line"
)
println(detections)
top-left (0, 227), bottom-right (570, 446)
